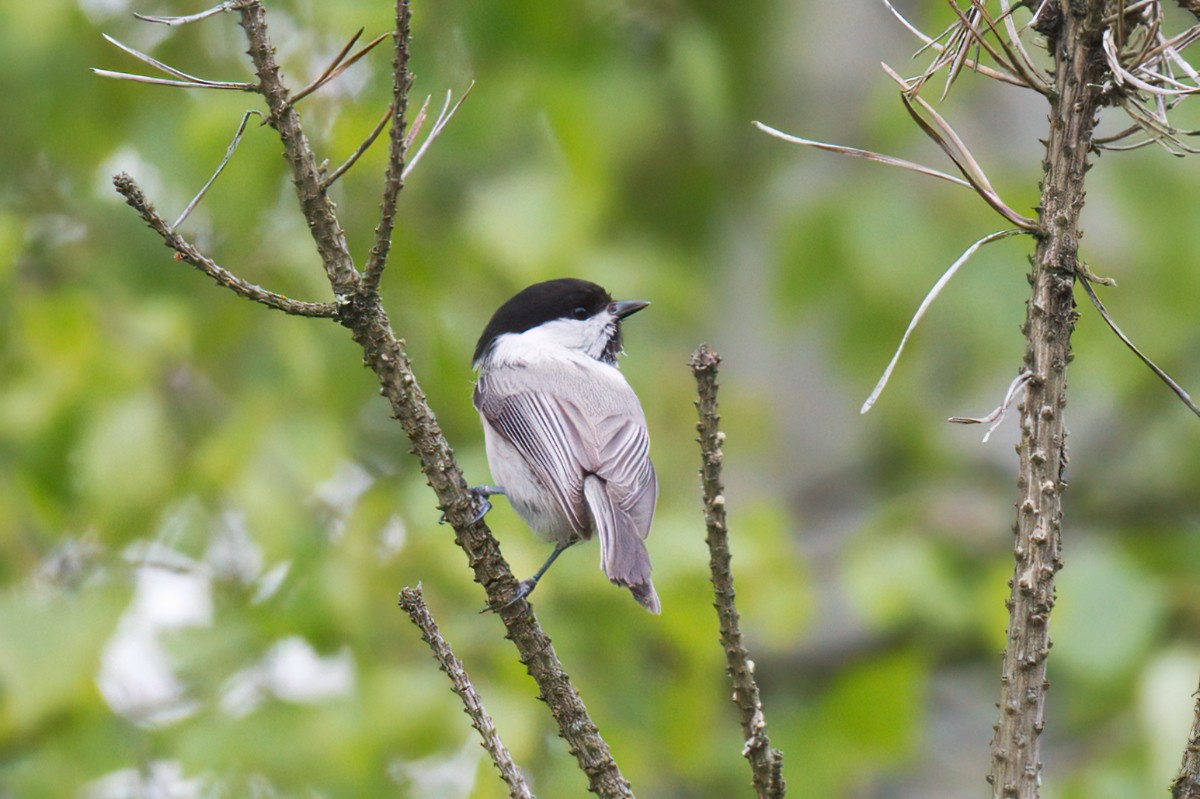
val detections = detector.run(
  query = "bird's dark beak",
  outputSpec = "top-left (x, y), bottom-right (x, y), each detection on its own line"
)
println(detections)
top-left (610, 299), bottom-right (650, 319)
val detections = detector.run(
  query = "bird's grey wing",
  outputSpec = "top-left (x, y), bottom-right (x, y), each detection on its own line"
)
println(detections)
top-left (474, 375), bottom-right (590, 532)
top-left (587, 410), bottom-right (657, 540)
top-left (552, 372), bottom-right (659, 612)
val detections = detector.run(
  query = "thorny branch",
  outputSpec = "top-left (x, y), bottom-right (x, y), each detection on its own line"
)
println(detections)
top-left (1173, 679), bottom-right (1200, 799)
top-left (690, 345), bottom-right (786, 799)
top-left (113, 175), bottom-right (337, 319)
top-left (103, 2), bottom-right (635, 797)
top-left (363, 0), bottom-right (412, 295)
top-left (399, 586), bottom-right (534, 799)
top-left (760, 1), bottom-right (1200, 797)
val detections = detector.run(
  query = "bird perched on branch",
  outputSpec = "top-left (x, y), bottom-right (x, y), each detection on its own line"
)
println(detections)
top-left (471, 278), bottom-right (660, 613)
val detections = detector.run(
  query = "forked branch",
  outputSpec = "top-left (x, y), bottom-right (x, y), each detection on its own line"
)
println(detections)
top-left (106, 2), bottom-right (635, 796)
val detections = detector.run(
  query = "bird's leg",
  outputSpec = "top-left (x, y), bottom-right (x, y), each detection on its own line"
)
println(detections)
top-left (487, 539), bottom-right (578, 612)
top-left (440, 485), bottom-right (505, 525)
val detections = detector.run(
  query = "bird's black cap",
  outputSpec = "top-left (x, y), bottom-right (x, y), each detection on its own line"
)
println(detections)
top-left (473, 278), bottom-right (617, 365)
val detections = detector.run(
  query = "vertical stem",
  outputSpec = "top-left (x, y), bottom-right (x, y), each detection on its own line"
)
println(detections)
top-left (1172, 676), bottom-right (1200, 799)
top-left (237, 1), bottom-right (361, 297)
top-left (690, 345), bottom-right (786, 799)
top-left (988, 2), bottom-right (1107, 796)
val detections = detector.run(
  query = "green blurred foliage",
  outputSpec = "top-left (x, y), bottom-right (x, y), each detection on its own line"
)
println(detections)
top-left (3, 0), bottom-right (1200, 797)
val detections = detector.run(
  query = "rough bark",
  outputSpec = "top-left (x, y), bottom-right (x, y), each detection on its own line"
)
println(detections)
top-left (987, 3), bottom-right (1108, 796)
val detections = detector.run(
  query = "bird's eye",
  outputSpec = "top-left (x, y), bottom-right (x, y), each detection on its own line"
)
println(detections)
top-left (572, 306), bottom-right (589, 319)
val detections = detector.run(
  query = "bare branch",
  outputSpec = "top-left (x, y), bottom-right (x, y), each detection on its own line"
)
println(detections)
top-left (175, 110), bottom-right (263, 228)
top-left (862, 229), bottom-right (1025, 414)
top-left (1078, 275), bottom-right (1200, 417)
top-left (690, 345), bottom-right (786, 799)
top-left (230, 4), bottom-right (635, 794)
top-left (398, 586), bottom-right (534, 799)
top-left (363, 0), bottom-right (413, 294)
top-left (988, 4), bottom-right (1110, 793)
top-left (112, 172), bottom-right (338, 319)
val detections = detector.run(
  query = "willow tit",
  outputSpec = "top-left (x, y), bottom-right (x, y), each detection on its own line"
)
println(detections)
top-left (471, 278), bottom-right (660, 613)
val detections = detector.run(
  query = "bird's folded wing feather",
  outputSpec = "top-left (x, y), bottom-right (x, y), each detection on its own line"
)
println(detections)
top-left (474, 361), bottom-right (656, 536)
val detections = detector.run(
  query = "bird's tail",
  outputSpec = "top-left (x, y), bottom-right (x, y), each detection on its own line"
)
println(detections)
top-left (583, 475), bottom-right (661, 614)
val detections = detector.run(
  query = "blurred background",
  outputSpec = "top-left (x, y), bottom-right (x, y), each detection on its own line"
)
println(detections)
top-left (4, 0), bottom-right (1200, 796)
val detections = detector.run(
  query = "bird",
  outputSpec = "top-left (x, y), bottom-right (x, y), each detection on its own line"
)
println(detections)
top-left (470, 278), bottom-right (660, 613)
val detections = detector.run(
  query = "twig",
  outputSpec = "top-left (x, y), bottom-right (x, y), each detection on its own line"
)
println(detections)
top-left (95, 34), bottom-right (256, 91)
top-left (881, 0), bottom-right (1029, 88)
top-left (402, 82), bottom-right (475, 180)
top-left (690, 345), bottom-right (786, 799)
top-left (1077, 275), bottom-right (1200, 417)
top-left (948, 369), bottom-right (1034, 442)
top-left (174, 110), bottom-right (263, 228)
top-left (861, 229), bottom-right (1025, 414)
top-left (91, 68), bottom-right (256, 91)
top-left (113, 173), bottom-right (338, 319)
top-left (884, 65), bottom-right (1038, 231)
top-left (362, 0), bottom-right (413, 295)
top-left (321, 104), bottom-right (394, 190)
top-left (1172, 677), bottom-right (1200, 798)
top-left (753, 121), bottom-right (972, 189)
top-left (290, 30), bottom-right (391, 107)
top-left (290, 27), bottom-right (366, 105)
top-left (237, 0), bottom-right (361, 295)
top-left (135, 0), bottom-right (242, 26)
top-left (398, 586), bottom-right (534, 799)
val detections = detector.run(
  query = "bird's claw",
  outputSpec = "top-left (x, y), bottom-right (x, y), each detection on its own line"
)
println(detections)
top-left (467, 494), bottom-right (492, 525)
top-left (440, 485), bottom-right (502, 525)
top-left (479, 578), bottom-right (536, 614)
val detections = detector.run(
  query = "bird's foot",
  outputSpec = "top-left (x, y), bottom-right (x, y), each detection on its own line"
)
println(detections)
top-left (440, 485), bottom-right (505, 525)
top-left (479, 577), bottom-right (538, 614)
